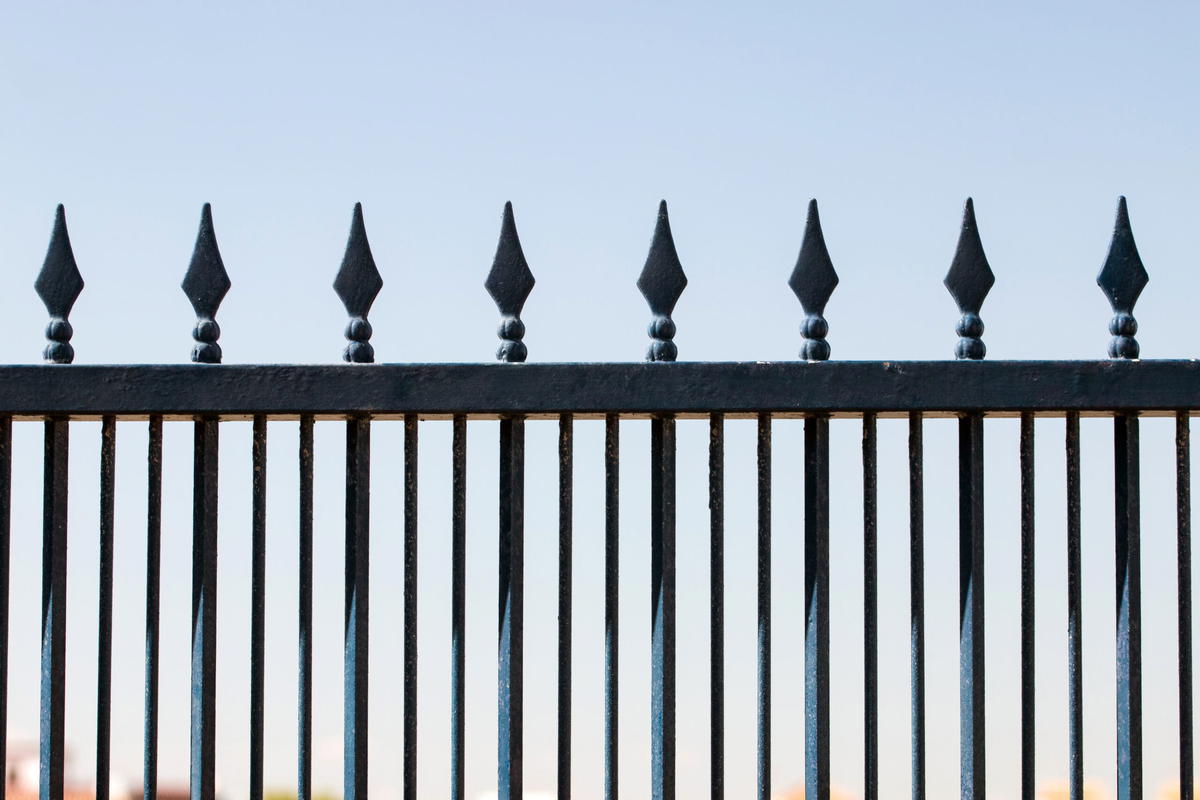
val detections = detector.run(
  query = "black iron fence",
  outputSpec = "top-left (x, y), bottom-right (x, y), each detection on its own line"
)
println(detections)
top-left (1, 196), bottom-right (1194, 800)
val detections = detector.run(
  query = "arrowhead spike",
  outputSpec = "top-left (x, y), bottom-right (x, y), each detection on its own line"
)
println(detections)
top-left (636, 200), bottom-right (687, 361)
top-left (788, 198), bottom-right (839, 360)
top-left (943, 197), bottom-right (995, 359)
top-left (34, 204), bottom-right (85, 363)
top-left (180, 203), bottom-right (232, 363)
top-left (333, 203), bottom-right (384, 363)
top-left (484, 201), bottom-right (535, 362)
top-left (1097, 196), bottom-right (1148, 359)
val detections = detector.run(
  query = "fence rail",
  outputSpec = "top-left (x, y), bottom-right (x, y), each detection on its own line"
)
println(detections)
top-left (0, 195), bottom-right (1193, 800)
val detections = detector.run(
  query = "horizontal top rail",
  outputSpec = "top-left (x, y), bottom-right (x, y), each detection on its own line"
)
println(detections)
top-left (4, 360), bottom-right (1198, 419)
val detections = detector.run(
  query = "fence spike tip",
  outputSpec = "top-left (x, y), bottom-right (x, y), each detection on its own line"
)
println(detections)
top-left (638, 201), bottom-right (687, 362)
top-left (181, 204), bottom-right (231, 363)
top-left (789, 198), bottom-right (838, 361)
top-left (35, 204), bottom-right (84, 364)
top-left (334, 203), bottom-right (383, 364)
top-left (1097, 196), bottom-right (1147, 359)
top-left (944, 197), bottom-right (994, 360)
top-left (485, 202), bottom-right (535, 363)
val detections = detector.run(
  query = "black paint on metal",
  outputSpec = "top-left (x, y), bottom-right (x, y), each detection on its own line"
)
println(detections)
top-left (404, 414), bottom-right (418, 800)
top-left (498, 416), bottom-right (525, 800)
top-left (1097, 198), bottom-right (1148, 360)
top-left (0, 417), bottom-right (10, 800)
top-left (97, 416), bottom-right (116, 800)
top-left (41, 418), bottom-right (69, 800)
top-left (757, 413), bottom-right (771, 800)
top-left (1020, 414), bottom-right (1035, 800)
top-left (650, 415), bottom-right (676, 800)
top-left (708, 413), bottom-right (724, 800)
top-left (190, 417), bottom-right (219, 800)
top-left (6, 360), bottom-right (1200, 417)
top-left (959, 413), bottom-right (985, 800)
top-left (451, 415), bottom-right (467, 800)
top-left (788, 199), bottom-right (839, 362)
top-left (558, 414), bottom-right (573, 800)
top-left (944, 199), bottom-right (995, 361)
top-left (804, 415), bottom-right (830, 800)
top-left (344, 415), bottom-right (370, 800)
top-left (637, 203), bottom-right (687, 362)
top-left (181, 205), bottom-right (231, 364)
top-left (334, 204), bottom-right (384, 364)
top-left (1179, 412), bottom-right (1194, 800)
top-left (251, 416), bottom-right (267, 800)
top-left (485, 203), bottom-right (536, 363)
top-left (34, 206), bottom-right (83, 364)
top-left (298, 415), bottom-right (313, 800)
top-left (908, 413), bottom-right (925, 800)
top-left (144, 416), bottom-right (162, 800)
top-left (1115, 413), bottom-right (1142, 799)
top-left (1180, 412), bottom-right (1190, 800)
top-left (1066, 412), bottom-right (1083, 800)
top-left (863, 413), bottom-right (878, 800)
top-left (605, 414), bottom-right (619, 800)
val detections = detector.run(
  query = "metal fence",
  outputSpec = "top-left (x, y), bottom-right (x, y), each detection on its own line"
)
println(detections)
top-left (2, 196), bottom-right (1194, 800)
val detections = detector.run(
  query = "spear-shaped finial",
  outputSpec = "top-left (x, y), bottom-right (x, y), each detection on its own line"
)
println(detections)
top-left (181, 204), bottom-right (231, 363)
top-left (34, 205), bottom-right (84, 364)
top-left (1097, 197), bottom-right (1148, 359)
top-left (788, 199), bottom-right (839, 361)
top-left (637, 200), bottom-right (687, 362)
top-left (484, 202), bottom-right (536, 363)
top-left (333, 203), bottom-right (384, 363)
top-left (944, 198), bottom-right (995, 360)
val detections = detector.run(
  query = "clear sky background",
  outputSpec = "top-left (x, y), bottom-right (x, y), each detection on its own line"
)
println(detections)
top-left (1, 2), bottom-right (1199, 798)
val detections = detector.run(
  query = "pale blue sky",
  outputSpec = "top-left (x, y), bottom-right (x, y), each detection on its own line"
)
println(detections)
top-left (1, 2), bottom-right (1198, 798)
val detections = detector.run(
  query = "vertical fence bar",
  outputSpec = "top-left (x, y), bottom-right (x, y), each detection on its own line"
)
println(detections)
top-left (498, 415), bottom-right (525, 800)
top-left (1066, 413), bottom-right (1083, 800)
top-left (805, 414), bottom-right (830, 800)
top-left (757, 414), bottom-right (771, 800)
top-left (404, 415), bottom-right (419, 800)
top-left (96, 417), bottom-right (116, 800)
top-left (250, 416), bottom-right (267, 800)
top-left (1020, 414), bottom-right (1035, 800)
top-left (709, 413), bottom-right (724, 800)
top-left (863, 413), bottom-right (878, 800)
top-left (605, 414), bottom-right (619, 800)
top-left (41, 418), bottom-right (69, 800)
top-left (909, 412), bottom-right (925, 800)
top-left (298, 415), bottom-right (314, 800)
top-left (1178, 412), bottom-right (1193, 800)
top-left (651, 415), bottom-right (677, 800)
top-left (0, 417), bottom-right (10, 800)
top-left (959, 413), bottom-right (985, 800)
top-left (191, 416), bottom-right (219, 800)
top-left (558, 414), bottom-right (573, 800)
top-left (1115, 413), bottom-right (1142, 800)
top-left (144, 416), bottom-right (163, 800)
top-left (345, 415), bottom-right (370, 800)
top-left (451, 416), bottom-right (466, 800)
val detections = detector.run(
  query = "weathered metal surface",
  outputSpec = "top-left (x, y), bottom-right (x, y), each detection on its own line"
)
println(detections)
top-left (333, 204), bottom-right (384, 364)
top-left (34, 206), bottom-right (84, 364)
top-left (638, 202), bottom-right (687, 362)
top-left (498, 417), bottom-right (525, 800)
top-left (788, 199), bottom-right (839, 361)
top-left (0, 360), bottom-right (1195, 416)
top-left (181, 206), bottom-right (231, 364)
top-left (1098, 198), bottom-right (1148, 360)
top-left (944, 199), bottom-right (994, 361)
top-left (190, 417), bottom-right (219, 800)
top-left (485, 203), bottom-right (536, 363)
